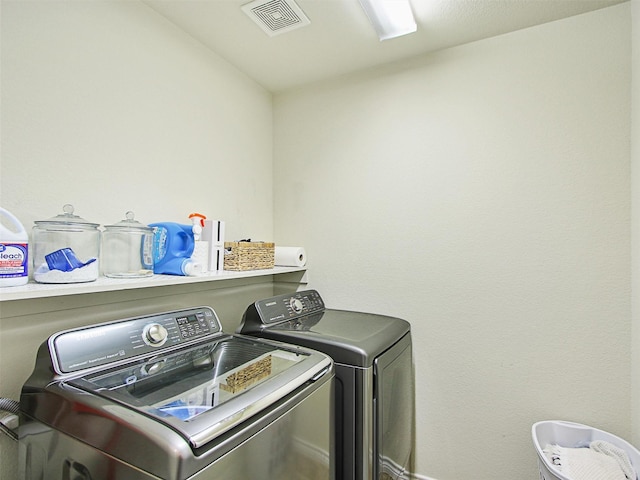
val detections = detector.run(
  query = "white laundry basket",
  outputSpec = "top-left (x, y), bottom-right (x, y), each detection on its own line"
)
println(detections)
top-left (532, 420), bottom-right (640, 480)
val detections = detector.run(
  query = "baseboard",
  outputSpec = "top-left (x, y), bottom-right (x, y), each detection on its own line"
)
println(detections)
top-left (379, 455), bottom-right (437, 480)
top-left (296, 443), bottom-right (439, 480)
top-left (410, 474), bottom-right (438, 480)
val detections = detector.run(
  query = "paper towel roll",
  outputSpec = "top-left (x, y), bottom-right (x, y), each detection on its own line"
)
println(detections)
top-left (275, 246), bottom-right (306, 267)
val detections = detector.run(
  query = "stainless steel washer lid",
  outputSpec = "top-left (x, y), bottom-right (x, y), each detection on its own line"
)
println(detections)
top-left (21, 307), bottom-right (333, 449)
top-left (67, 335), bottom-right (331, 447)
top-left (239, 290), bottom-right (411, 367)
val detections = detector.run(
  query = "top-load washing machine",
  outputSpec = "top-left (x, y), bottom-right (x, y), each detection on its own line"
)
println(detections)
top-left (20, 306), bottom-right (334, 480)
top-left (238, 289), bottom-right (414, 480)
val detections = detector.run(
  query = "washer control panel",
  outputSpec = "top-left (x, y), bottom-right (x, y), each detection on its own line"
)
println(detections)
top-left (253, 290), bottom-right (325, 325)
top-left (50, 307), bottom-right (222, 374)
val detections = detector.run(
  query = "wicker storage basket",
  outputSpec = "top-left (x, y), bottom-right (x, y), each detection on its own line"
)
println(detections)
top-left (224, 241), bottom-right (275, 271)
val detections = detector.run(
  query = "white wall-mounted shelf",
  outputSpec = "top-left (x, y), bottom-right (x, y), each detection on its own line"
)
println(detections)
top-left (0, 266), bottom-right (306, 302)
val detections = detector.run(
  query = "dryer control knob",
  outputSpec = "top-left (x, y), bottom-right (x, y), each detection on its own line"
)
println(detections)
top-left (145, 323), bottom-right (168, 345)
top-left (290, 298), bottom-right (304, 314)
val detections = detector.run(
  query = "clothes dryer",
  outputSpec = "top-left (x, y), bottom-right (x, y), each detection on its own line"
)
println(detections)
top-left (238, 290), bottom-right (413, 480)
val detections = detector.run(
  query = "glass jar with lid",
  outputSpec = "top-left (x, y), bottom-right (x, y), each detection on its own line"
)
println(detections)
top-left (32, 204), bottom-right (101, 283)
top-left (102, 211), bottom-right (154, 278)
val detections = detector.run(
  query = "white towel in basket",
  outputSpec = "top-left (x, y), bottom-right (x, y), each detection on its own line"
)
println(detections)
top-left (544, 441), bottom-right (637, 480)
top-left (590, 441), bottom-right (637, 480)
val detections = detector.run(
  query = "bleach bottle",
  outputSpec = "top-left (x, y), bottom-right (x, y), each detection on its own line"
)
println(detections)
top-left (0, 208), bottom-right (29, 286)
top-left (149, 222), bottom-right (202, 276)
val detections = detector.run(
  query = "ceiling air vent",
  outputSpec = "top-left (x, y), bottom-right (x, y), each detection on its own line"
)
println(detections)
top-left (242, 0), bottom-right (311, 37)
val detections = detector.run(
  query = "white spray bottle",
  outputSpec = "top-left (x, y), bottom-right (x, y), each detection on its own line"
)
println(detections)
top-left (0, 208), bottom-right (29, 286)
top-left (189, 213), bottom-right (209, 274)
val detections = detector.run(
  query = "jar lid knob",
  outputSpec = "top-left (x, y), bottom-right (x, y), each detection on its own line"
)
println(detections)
top-left (125, 211), bottom-right (135, 221)
top-left (63, 204), bottom-right (75, 215)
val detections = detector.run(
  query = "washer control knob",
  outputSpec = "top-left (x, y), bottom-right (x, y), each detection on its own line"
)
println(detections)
top-left (290, 298), bottom-right (304, 314)
top-left (145, 323), bottom-right (168, 345)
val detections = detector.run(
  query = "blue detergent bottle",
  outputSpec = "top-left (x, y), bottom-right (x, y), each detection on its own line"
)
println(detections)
top-left (149, 222), bottom-right (202, 276)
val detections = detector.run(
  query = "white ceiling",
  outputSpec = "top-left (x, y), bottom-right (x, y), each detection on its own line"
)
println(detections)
top-left (142, 0), bottom-right (626, 93)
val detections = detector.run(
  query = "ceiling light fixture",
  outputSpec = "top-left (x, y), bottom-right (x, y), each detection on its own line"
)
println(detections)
top-left (358, 0), bottom-right (417, 41)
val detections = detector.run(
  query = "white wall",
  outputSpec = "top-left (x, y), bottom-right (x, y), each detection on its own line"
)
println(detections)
top-left (274, 4), bottom-right (632, 479)
top-left (0, 1), bottom-right (277, 478)
top-left (1, 2), bottom-right (634, 480)
top-left (1, 0), bottom-right (273, 239)
top-left (632, 0), bottom-right (640, 445)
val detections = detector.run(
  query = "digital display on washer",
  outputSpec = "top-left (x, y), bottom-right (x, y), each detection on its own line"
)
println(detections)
top-left (176, 313), bottom-right (210, 339)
